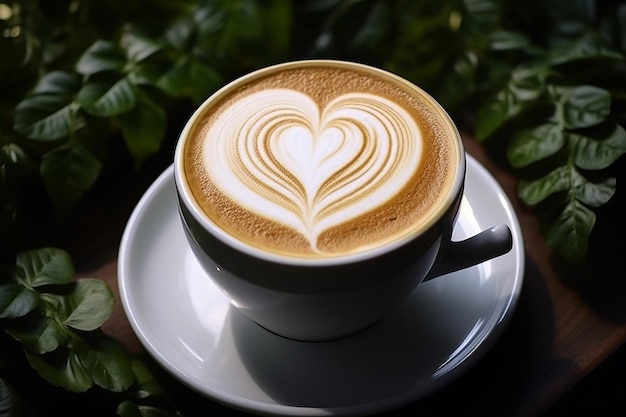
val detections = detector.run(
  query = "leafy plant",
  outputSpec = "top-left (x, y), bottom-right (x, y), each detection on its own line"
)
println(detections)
top-left (0, 248), bottom-right (181, 416)
top-left (459, 0), bottom-right (626, 265)
top-left (1, 0), bottom-right (291, 256)
top-left (0, 377), bottom-right (23, 417)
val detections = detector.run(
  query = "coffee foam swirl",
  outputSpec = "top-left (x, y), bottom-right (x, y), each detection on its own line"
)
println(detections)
top-left (201, 89), bottom-right (422, 252)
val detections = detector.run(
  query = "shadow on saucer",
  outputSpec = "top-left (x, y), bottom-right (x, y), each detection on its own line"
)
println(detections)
top-left (228, 265), bottom-right (512, 411)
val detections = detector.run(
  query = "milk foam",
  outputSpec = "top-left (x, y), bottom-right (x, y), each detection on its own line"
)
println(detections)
top-left (202, 88), bottom-right (423, 252)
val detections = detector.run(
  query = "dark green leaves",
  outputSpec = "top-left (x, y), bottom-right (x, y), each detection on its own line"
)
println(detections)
top-left (16, 248), bottom-right (74, 287)
top-left (518, 166), bottom-right (572, 206)
top-left (550, 85), bottom-right (611, 129)
top-left (510, 123), bottom-right (625, 264)
top-left (12, 32), bottom-right (168, 218)
top-left (76, 41), bottom-right (127, 75)
top-left (545, 199), bottom-right (595, 265)
top-left (0, 378), bottom-right (23, 417)
top-left (469, 0), bottom-right (626, 265)
top-left (117, 96), bottom-right (166, 168)
top-left (156, 55), bottom-right (222, 103)
top-left (117, 401), bottom-right (180, 417)
top-left (116, 358), bottom-right (181, 417)
top-left (12, 71), bottom-right (99, 217)
top-left (77, 78), bottom-right (138, 117)
top-left (43, 279), bottom-right (114, 332)
top-left (0, 285), bottom-right (39, 319)
top-left (517, 126), bottom-right (624, 206)
top-left (25, 336), bottom-right (134, 393)
top-left (1, 247), bottom-right (181, 413)
top-left (475, 68), bottom-right (547, 141)
top-left (507, 124), bottom-right (565, 169)
top-left (6, 314), bottom-right (72, 354)
top-left (75, 35), bottom-right (167, 169)
top-left (0, 248), bottom-right (131, 392)
top-left (40, 141), bottom-right (103, 216)
top-left (13, 72), bottom-right (84, 141)
top-left (509, 106), bottom-right (625, 264)
top-left (571, 125), bottom-right (626, 170)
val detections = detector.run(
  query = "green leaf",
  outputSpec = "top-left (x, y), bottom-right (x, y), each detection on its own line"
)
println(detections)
top-left (507, 123), bottom-right (565, 168)
top-left (130, 358), bottom-right (166, 399)
top-left (0, 142), bottom-right (31, 170)
top-left (570, 124), bottom-right (626, 170)
top-left (162, 13), bottom-right (194, 50)
top-left (488, 30), bottom-right (530, 51)
top-left (30, 71), bottom-right (82, 96)
top-left (77, 77), bottom-right (138, 117)
top-left (509, 67), bottom-right (547, 100)
top-left (475, 68), bottom-right (546, 140)
top-left (573, 176), bottom-right (616, 208)
top-left (124, 33), bottom-right (163, 64)
top-left (518, 165), bottom-right (571, 205)
top-left (40, 141), bottom-right (102, 216)
top-left (155, 57), bottom-right (192, 97)
top-left (436, 50), bottom-right (479, 110)
top-left (76, 337), bottom-right (134, 392)
top-left (76, 40), bottom-right (126, 76)
top-left (156, 55), bottom-right (222, 102)
top-left (5, 315), bottom-right (71, 354)
top-left (517, 162), bottom-right (615, 208)
top-left (0, 284), bottom-right (39, 318)
top-left (475, 90), bottom-right (516, 141)
top-left (26, 349), bottom-right (92, 392)
top-left (41, 279), bottom-right (114, 331)
top-left (117, 402), bottom-right (178, 417)
top-left (12, 72), bottom-right (83, 141)
top-left (117, 401), bottom-right (144, 417)
top-left (127, 62), bottom-right (165, 86)
top-left (0, 378), bottom-right (24, 417)
top-left (551, 85), bottom-right (611, 129)
top-left (117, 95), bottom-right (166, 169)
top-left (16, 248), bottom-right (74, 287)
top-left (207, 0), bottom-right (263, 57)
top-left (14, 96), bottom-right (84, 141)
top-left (548, 34), bottom-right (623, 66)
top-left (545, 197), bottom-right (595, 265)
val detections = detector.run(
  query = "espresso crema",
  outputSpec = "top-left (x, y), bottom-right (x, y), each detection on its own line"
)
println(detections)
top-left (183, 61), bottom-right (460, 257)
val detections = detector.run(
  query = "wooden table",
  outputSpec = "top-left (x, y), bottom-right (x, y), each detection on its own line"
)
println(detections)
top-left (65, 134), bottom-right (626, 416)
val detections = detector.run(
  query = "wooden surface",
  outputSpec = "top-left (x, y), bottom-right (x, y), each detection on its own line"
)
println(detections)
top-left (65, 134), bottom-right (626, 416)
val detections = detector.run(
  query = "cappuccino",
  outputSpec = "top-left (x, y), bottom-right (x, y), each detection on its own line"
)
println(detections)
top-left (182, 61), bottom-right (461, 258)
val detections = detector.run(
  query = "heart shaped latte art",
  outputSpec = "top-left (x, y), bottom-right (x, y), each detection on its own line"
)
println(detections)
top-left (202, 89), bottom-right (423, 252)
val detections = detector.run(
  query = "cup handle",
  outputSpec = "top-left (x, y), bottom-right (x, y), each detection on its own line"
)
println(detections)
top-left (423, 224), bottom-right (513, 281)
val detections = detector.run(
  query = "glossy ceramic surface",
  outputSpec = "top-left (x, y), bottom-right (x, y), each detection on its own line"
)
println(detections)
top-left (118, 155), bottom-right (524, 416)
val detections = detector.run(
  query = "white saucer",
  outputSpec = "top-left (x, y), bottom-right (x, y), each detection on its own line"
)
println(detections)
top-left (118, 155), bottom-right (524, 416)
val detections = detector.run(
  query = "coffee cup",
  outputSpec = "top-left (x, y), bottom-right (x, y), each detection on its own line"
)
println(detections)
top-left (174, 60), bottom-right (512, 341)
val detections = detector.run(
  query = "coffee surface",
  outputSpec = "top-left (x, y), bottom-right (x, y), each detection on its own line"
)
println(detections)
top-left (183, 62), bottom-right (459, 257)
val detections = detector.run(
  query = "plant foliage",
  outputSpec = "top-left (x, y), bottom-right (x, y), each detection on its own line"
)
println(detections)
top-left (0, 248), bottom-right (181, 415)
top-left (1, 0), bottom-right (625, 414)
top-left (465, 0), bottom-right (626, 264)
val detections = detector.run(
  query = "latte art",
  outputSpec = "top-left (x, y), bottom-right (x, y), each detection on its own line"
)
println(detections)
top-left (203, 89), bottom-right (423, 252)
top-left (182, 62), bottom-right (459, 257)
